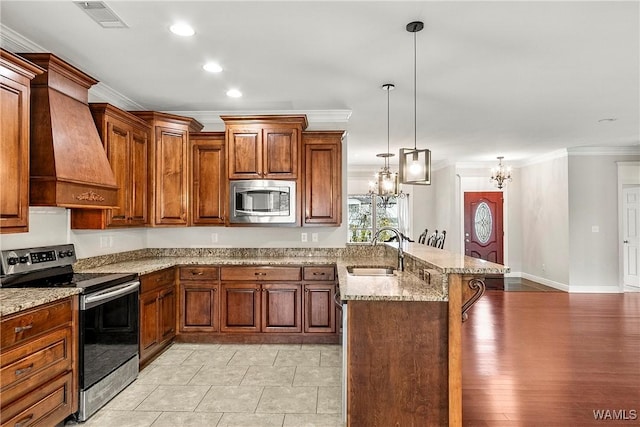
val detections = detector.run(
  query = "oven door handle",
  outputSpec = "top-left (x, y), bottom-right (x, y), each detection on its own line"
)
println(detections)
top-left (81, 280), bottom-right (140, 310)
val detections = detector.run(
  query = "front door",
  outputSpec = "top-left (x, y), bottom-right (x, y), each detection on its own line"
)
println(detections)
top-left (623, 186), bottom-right (640, 288)
top-left (464, 192), bottom-right (504, 289)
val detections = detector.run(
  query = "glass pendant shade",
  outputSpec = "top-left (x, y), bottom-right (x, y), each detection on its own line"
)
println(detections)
top-left (400, 148), bottom-right (431, 185)
top-left (376, 168), bottom-right (399, 197)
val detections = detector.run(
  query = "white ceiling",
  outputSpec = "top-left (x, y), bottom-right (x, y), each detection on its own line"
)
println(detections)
top-left (1, 1), bottom-right (638, 168)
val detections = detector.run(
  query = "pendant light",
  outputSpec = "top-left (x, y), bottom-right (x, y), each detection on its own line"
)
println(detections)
top-left (400, 20), bottom-right (431, 185)
top-left (369, 83), bottom-right (401, 198)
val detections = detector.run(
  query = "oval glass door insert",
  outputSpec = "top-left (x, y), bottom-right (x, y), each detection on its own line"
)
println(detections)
top-left (474, 202), bottom-right (492, 244)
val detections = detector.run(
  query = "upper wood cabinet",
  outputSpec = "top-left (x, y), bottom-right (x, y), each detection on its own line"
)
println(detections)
top-left (302, 131), bottom-right (344, 226)
top-left (221, 115), bottom-right (308, 179)
top-left (71, 103), bottom-right (151, 229)
top-left (0, 50), bottom-right (43, 234)
top-left (190, 132), bottom-right (226, 225)
top-left (131, 111), bottom-right (203, 226)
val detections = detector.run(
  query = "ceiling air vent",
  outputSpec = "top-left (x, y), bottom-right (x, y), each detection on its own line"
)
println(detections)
top-left (74, 1), bottom-right (128, 29)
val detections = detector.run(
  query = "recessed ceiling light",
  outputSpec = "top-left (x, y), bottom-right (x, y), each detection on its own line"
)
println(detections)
top-left (226, 89), bottom-right (242, 98)
top-left (203, 62), bottom-right (223, 73)
top-left (170, 23), bottom-right (195, 37)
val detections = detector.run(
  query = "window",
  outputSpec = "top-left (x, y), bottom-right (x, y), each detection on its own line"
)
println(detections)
top-left (347, 194), bottom-right (400, 243)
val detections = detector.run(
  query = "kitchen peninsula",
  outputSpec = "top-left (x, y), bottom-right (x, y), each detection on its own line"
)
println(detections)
top-left (2, 243), bottom-right (507, 427)
top-left (68, 243), bottom-right (507, 427)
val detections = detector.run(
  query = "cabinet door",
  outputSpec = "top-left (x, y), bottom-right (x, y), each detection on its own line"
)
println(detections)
top-left (159, 285), bottom-right (176, 342)
top-left (220, 283), bottom-right (261, 332)
top-left (0, 75), bottom-right (29, 233)
top-left (304, 284), bottom-right (336, 333)
top-left (303, 133), bottom-right (342, 226)
top-left (227, 127), bottom-right (262, 179)
top-left (105, 122), bottom-right (131, 226)
top-left (191, 134), bottom-right (225, 225)
top-left (262, 284), bottom-right (302, 332)
top-left (139, 292), bottom-right (159, 359)
top-left (263, 127), bottom-right (298, 179)
top-left (180, 283), bottom-right (219, 332)
top-left (129, 129), bottom-right (148, 225)
top-left (154, 126), bottom-right (188, 225)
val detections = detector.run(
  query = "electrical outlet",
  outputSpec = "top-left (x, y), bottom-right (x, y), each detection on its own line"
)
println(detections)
top-left (312, 233), bottom-right (318, 242)
top-left (211, 233), bottom-right (218, 243)
top-left (108, 236), bottom-right (114, 248)
top-left (301, 233), bottom-right (308, 242)
top-left (100, 236), bottom-right (108, 248)
top-left (591, 225), bottom-right (599, 233)
top-left (542, 263), bottom-right (546, 272)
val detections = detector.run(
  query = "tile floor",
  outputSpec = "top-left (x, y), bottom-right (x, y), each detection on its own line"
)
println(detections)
top-left (76, 343), bottom-right (344, 427)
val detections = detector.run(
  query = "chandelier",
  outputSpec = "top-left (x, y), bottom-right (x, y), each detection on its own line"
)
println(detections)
top-left (490, 156), bottom-right (512, 189)
top-left (369, 83), bottom-right (404, 199)
top-left (400, 20), bottom-right (431, 185)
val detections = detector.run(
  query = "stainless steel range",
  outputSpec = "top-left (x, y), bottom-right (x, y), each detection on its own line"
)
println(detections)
top-left (0, 244), bottom-right (140, 422)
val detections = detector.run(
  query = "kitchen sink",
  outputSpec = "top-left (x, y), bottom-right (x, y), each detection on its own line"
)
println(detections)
top-left (346, 266), bottom-right (396, 276)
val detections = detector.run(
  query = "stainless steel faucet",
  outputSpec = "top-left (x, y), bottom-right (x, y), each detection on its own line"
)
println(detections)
top-left (372, 226), bottom-right (405, 271)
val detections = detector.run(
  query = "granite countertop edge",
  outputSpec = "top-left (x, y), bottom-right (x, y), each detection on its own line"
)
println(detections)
top-left (0, 288), bottom-right (82, 317)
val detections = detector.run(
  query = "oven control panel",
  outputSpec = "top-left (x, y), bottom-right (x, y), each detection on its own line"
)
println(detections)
top-left (0, 244), bottom-right (76, 276)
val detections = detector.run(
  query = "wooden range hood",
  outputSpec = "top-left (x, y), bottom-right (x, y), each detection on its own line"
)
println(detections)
top-left (19, 53), bottom-right (117, 209)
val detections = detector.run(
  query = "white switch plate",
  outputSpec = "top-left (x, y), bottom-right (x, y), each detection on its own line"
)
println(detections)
top-left (591, 226), bottom-right (599, 233)
top-left (211, 233), bottom-right (218, 243)
top-left (301, 233), bottom-right (308, 242)
top-left (312, 233), bottom-right (318, 242)
top-left (100, 236), bottom-right (108, 248)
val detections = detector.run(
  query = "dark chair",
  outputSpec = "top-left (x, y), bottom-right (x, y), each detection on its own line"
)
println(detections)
top-left (434, 230), bottom-right (446, 249)
top-left (417, 229), bottom-right (428, 244)
top-left (385, 232), bottom-right (414, 243)
top-left (426, 230), bottom-right (438, 247)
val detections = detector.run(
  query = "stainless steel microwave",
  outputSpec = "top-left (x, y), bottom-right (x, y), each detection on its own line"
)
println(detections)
top-left (229, 180), bottom-right (296, 224)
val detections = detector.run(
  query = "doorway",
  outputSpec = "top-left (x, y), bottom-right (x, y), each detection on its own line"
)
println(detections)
top-left (464, 192), bottom-right (504, 289)
top-left (622, 186), bottom-right (639, 289)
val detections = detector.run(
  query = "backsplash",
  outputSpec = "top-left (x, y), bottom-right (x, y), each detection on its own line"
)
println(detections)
top-left (73, 244), bottom-right (389, 270)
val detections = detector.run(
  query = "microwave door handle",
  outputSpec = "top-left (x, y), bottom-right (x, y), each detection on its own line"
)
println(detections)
top-left (235, 210), bottom-right (274, 216)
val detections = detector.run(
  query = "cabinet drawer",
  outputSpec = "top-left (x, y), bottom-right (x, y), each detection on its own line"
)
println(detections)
top-left (141, 268), bottom-right (175, 293)
top-left (220, 266), bottom-right (301, 282)
top-left (0, 300), bottom-right (72, 349)
top-left (0, 327), bottom-right (72, 405)
top-left (303, 266), bottom-right (335, 281)
top-left (0, 371), bottom-right (74, 427)
top-left (179, 266), bottom-right (219, 281)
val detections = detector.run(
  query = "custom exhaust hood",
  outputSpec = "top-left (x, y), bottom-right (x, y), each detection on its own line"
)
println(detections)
top-left (19, 53), bottom-right (118, 209)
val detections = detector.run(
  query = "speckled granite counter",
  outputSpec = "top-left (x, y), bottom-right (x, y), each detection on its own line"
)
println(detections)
top-left (72, 244), bottom-right (508, 303)
top-left (0, 288), bottom-right (81, 317)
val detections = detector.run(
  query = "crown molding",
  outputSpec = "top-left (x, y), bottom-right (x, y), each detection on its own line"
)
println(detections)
top-left (567, 145), bottom-right (640, 156)
top-left (164, 110), bottom-right (352, 131)
top-left (0, 24), bottom-right (45, 52)
top-left (2, 24), bottom-right (147, 110)
top-left (88, 83), bottom-right (146, 111)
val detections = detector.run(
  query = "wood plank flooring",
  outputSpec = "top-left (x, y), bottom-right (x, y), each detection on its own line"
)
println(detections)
top-left (462, 291), bottom-right (640, 426)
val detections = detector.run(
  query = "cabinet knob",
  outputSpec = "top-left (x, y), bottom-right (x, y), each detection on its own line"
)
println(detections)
top-left (15, 363), bottom-right (34, 376)
top-left (15, 414), bottom-right (34, 427)
top-left (192, 271), bottom-right (203, 275)
top-left (14, 324), bottom-right (33, 333)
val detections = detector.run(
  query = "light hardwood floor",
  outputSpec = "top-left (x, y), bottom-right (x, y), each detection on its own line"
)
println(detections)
top-left (462, 290), bottom-right (640, 426)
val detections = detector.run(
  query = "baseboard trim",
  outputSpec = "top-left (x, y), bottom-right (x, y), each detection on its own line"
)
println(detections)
top-left (508, 272), bottom-right (570, 292)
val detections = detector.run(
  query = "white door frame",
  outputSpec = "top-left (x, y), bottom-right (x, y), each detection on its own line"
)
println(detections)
top-left (617, 161), bottom-right (640, 292)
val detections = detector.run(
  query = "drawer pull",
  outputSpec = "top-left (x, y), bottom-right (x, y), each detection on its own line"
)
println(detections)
top-left (254, 272), bottom-right (267, 276)
top-left (313, 272), bottom-right (326, 275)
top-left (14, 324), bottom-right (33, 333)
top-left (15, 363), bottom-right (34, 376)
top-left (191, 271), bottom-right (204, 275)
top-left (15, 414), bottom-right (33, 427)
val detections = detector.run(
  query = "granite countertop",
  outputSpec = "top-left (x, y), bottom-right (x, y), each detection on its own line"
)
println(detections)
top-left (402, 242), bottom-right (509, 274)
top-left (0, 288), bottom-right (82, 317)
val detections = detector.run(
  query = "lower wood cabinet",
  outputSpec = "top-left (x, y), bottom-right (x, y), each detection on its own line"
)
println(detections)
top-left (179, 267), bottom-right (220, 333)
top-left (139, 268), bottom-right (176, 366)
top-left (0, 296), bottom-right (78, 427)
top-left (175, 264), bottom-right (339, 343)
